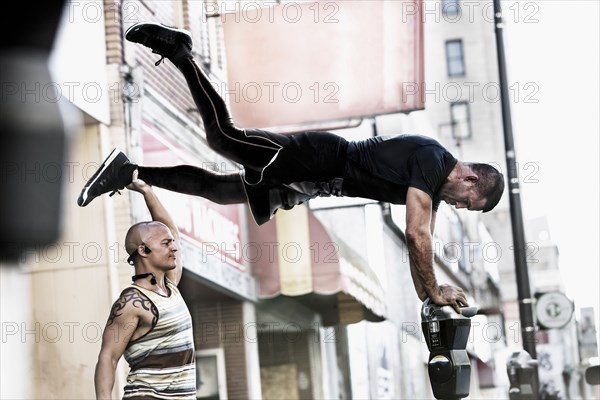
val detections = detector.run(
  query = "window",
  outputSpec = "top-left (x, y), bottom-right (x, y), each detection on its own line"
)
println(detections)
top-left (445, 39), bottom-right (465, 77)
top-left (199, 0), bottom-right (227, 76)
top-left (450, 102), bottom-right (471, 140)
top-left (198, 0), bottom-right (215, 68)
top-left (442, 0), bottom-right (461, 16)
top-left (196, 349), bottom-right (227, 399)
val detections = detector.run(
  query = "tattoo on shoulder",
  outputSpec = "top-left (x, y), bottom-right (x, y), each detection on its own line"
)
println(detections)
top-left (107, 288), bottom-right (158, 327)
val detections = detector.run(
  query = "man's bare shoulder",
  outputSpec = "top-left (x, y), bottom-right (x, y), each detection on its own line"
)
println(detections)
top-left (106, 287), bottom-right (158, 328)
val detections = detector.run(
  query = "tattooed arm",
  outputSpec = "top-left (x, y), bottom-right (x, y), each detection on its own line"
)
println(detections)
top-left (94, 288), bottom-right (157, 399)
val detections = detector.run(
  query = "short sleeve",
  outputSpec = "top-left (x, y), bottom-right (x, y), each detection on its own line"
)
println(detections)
top-left (408, 146), bottom-right (446, 200)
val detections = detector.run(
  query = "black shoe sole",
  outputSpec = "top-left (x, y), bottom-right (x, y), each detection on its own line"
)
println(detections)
top-left (77, 148), bottom-right (122, 207)
top-left (124, 22), bottom-right (192, 45)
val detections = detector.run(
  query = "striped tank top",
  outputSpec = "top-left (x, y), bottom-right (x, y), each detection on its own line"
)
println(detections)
top-left (123, 281), bottom-right (196, 399)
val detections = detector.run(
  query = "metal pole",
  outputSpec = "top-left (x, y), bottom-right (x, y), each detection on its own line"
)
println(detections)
top-left (492, 0), bottom-right (539, 363)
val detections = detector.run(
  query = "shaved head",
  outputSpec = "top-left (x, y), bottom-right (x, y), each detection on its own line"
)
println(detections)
top-left (125, 221), bottom-right (168, 255)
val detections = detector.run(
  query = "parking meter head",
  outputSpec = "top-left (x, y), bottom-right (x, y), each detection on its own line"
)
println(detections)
top-left (506, 350), bottom-right (538, 399)
top-left (421, 298), bottom-right (479, 320)
top-left (585, 365), bottom-right (600, 385)
top-left (421, 298), bottom-right (474, 352)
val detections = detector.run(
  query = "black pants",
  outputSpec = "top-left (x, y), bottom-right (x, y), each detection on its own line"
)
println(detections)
top-left (138, 57), bottom-right (348, 225)
top-left (177, 57), bottom-right (348, 184)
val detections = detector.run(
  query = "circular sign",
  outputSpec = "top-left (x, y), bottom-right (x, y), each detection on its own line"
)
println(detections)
top-left (536, 292), bottom-right (574, 329)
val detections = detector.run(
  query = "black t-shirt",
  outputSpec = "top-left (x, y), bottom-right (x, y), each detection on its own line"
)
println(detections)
top-left (342, 134), bottom-right (457, 211)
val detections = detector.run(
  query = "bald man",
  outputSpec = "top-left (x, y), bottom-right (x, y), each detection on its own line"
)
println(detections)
top-left (94, 171), bottom-right (196, 399)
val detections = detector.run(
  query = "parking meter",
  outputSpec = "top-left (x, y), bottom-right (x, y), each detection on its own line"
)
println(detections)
top-left (421, 298), bottom-right (478, 400)
top-left (585, 364), bottom-right (600, 385)
top-left (506, 350), bottom-right (539, 399)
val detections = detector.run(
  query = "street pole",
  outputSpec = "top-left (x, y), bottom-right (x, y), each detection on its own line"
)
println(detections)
top-left (492, 0), bottom-right (539, 383)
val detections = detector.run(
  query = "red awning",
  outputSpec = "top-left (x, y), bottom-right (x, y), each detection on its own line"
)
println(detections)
top-left (247, 205), bottom-right (386, 325)
top-left (221, 0), bottom-right (424, 129)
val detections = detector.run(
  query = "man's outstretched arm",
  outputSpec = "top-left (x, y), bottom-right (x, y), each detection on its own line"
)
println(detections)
top-left (127, 171), bottom-right (183, 285)
top-left (405, 187), bottom-right (468, 313)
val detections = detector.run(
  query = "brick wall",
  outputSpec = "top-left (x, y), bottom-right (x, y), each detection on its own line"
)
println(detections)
top-left (102, 0), bottom-right (210, 285)
top-left (104, 0), bottom-right (123, 65)
top-left (108, 0), bottom-right (199, 125)
top-left (101, 4), bottom-right (250, 395)
top-left (190, 300), bottom-right (249, 400)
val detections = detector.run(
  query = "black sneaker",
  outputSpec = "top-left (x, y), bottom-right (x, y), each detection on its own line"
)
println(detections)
top-left (77, 148), bottom-right (135, 207)
top-left (125, 22), bottom-right (192, 66)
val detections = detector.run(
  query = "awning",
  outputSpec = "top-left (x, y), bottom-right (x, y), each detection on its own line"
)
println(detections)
top-left (248, 205), bottom-right (387, 326)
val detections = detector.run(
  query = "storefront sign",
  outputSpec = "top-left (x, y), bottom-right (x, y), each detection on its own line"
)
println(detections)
top-left (140, 117), bottom-right (253, 300)
top-left (181, 234), bottom-right (256, 302)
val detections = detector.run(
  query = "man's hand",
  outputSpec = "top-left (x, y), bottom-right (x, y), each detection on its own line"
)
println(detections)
top-left (126, 169), bottom-right (150, 194)
top-left (430, 284), bottom-right (469, 314)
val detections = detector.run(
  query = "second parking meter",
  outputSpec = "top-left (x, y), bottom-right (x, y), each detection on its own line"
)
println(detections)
top-left (421, 298), bottom-right (478, 400)
top-left (506, 350), bottom-right (539, 399)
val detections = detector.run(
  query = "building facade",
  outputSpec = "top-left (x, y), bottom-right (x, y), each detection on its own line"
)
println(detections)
top-left (2, 1), bottom-right (391, 398)
top-left (421, 0), bottom-right (513, 396)
top-left (421, 1), bottom-right (598, 398)
top-left (3, 0), bottom-right (568, 399)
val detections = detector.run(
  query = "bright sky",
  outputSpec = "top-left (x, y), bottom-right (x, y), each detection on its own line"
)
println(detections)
top-left (503, 1), bottom-right (599, 326)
